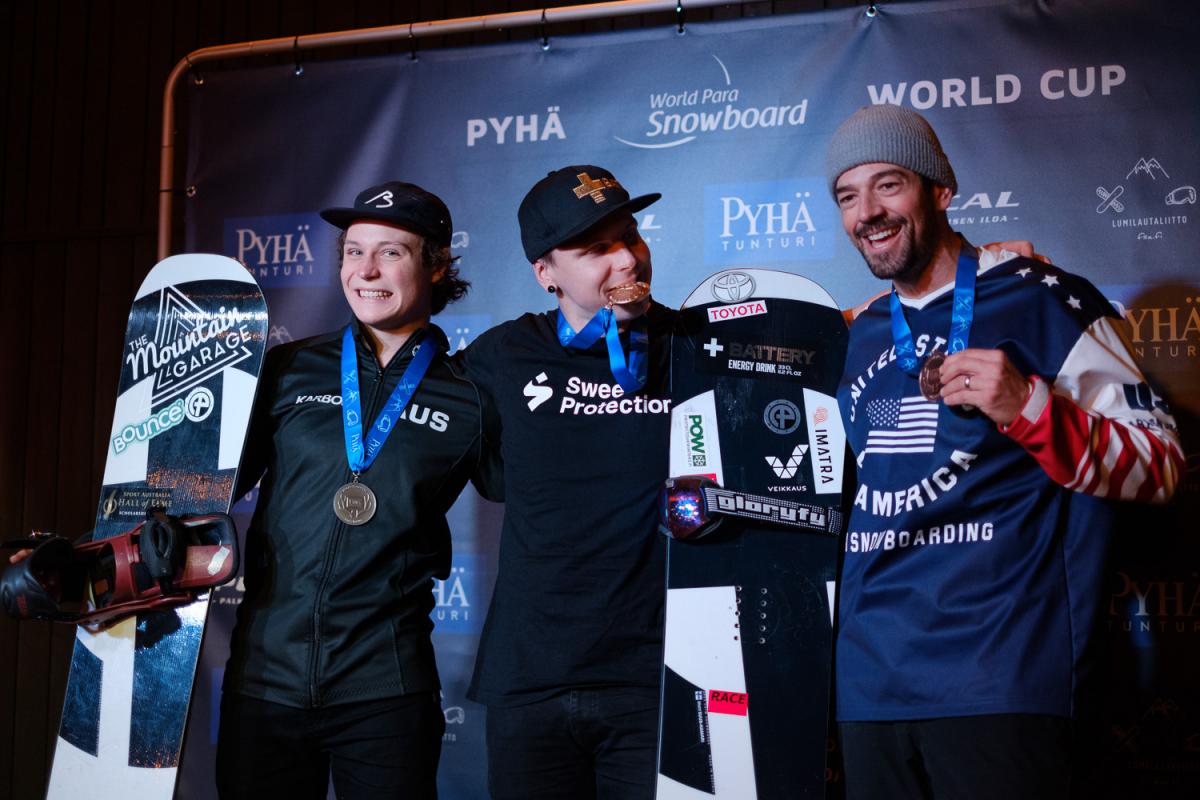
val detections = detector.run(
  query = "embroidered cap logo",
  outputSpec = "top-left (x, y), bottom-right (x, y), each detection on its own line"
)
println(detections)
top-left (365, 190), bottom-right (395, 208)
top-left (573, 172), bottom-right (620, 204)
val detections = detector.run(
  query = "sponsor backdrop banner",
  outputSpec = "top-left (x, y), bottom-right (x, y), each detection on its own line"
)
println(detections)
top-left (182, 1), bottom-right (1199, 797)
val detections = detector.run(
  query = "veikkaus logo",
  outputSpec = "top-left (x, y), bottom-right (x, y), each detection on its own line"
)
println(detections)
top-left (125, 288), bottom-right (257, 409)
top-left (765, 444), bottom-right (808, 480)
top-left (224, 212), bottom-right (333, 287)
top-left (466, 106), bottom-right (566, 147)
top-left (615, 55), bottom-right (808, 149)
top-left (704, 179), bottom-right (834, 265)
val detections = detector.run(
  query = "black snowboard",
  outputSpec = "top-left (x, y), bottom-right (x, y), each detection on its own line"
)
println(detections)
top-left (656, 269), bottom-right (848, 800)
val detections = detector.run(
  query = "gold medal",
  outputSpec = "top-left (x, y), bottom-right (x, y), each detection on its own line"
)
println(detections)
top-left (605, 281), bottom-right (651, 307)
top-left (918, 353), bottom-right (945, 402)
top-left (333, 480), bottom-right (377, 526)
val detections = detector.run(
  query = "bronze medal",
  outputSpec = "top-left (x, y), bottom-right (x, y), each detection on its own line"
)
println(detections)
top-left (918, 353), bottom-right (945, 402)
top-left (333, 481), bottom-right (377, 526)
top-left (605, 281), bottom-right (651, 306)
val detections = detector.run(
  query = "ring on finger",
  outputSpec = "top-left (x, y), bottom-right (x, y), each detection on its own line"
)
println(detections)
top-left (964, 374), bottom-right (972, 390)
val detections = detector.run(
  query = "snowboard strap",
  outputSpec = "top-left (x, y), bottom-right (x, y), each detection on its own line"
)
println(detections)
top-left (0, 512), bottom-right (240, 628)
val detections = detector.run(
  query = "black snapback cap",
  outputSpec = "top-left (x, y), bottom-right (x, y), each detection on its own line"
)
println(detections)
top-left (320, 181), bottom-right (452, 247)
top-left (518, 165), bottom-right (661, 262)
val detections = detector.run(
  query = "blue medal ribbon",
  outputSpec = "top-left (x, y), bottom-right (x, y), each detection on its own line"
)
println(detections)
top-left (341, 326), bottom-right (437, 476)
top-left (889, 242), bottom-right (979, 376)
top-left (557, 308), bottom-right (647, 392)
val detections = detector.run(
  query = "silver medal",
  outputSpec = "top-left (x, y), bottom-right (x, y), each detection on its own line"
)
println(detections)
top-left (333, 481), bottom-right (377, 526)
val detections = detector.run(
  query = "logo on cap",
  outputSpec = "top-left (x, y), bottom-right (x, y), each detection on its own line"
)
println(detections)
top-left (365, 190), bottom-right (395, 209)
top-left (573, 173), bottom-right (620, 204)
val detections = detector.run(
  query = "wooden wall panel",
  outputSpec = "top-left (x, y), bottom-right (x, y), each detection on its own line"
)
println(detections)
top-left (0, 239), bottom-right (34, 796)
top-left (23, 3), bottom-right (61, 235)
top-left (0, 3), bottom-right (15, 229)
top-left (0, 2), bottom-right (850, 797)
top-left (76, 0), bottom-right (116, 234)
top-left (2, 2), bottom-right (36, 234)
top-left (48, 3), bottom-right (90, 234)
top-left (13, 239), bottom-right (67, 798)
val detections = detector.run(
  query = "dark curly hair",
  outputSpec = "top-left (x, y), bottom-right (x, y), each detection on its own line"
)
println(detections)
top-left (336, 230), bottom-right (470, 314)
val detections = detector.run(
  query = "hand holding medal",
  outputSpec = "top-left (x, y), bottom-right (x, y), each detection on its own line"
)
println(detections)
top-left (918, 352), bottom-right (946, 401)
top-left (935, 348), bottom-right (1033, 428)
top-left (890, 241), bottom-right (978, 411)
top-left (892, 240), bottom-right (1033, 426)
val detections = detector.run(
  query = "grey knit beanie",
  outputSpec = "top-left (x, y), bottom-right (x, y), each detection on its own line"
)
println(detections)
top-left (825, 105), bottom-right (957, 197)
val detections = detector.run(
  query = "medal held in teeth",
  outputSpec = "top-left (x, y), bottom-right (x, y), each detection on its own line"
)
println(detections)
top-left (605, 281), bottom-right (650, 307)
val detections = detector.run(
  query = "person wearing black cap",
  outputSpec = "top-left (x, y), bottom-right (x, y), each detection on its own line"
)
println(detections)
top-left (215, 181), bottom-right (500, 799)
top-left (827, 106), bottom-right (1182, 799)
top-left (459, 166), bottom-right (671, 799)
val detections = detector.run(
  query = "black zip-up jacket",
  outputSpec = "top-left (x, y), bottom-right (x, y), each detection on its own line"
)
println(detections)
top-left (223, 320), bottom-right (500, 708)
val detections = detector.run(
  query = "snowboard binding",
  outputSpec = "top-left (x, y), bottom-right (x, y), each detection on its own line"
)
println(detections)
top-left (0, 511), bottom-right (239, 630)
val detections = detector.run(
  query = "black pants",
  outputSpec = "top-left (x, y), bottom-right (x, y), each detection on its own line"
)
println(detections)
top-left (839, 714), bottom-right (1073, 800)
top-left (216, 691), bottom-right (445, 800)
top-left (485, 687), bottom-right (659, 800)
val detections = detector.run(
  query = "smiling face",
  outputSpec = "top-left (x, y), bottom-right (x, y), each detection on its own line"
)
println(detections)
top-left (340, 221), bottom-right (443, 338)
top-left (834, 162), bottom-right (953, 286)
top-left (534, 213), bottom-right (653, 331)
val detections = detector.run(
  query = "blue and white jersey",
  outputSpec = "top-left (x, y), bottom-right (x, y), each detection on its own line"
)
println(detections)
top-left (835, 251), bottom-right (1181, 722)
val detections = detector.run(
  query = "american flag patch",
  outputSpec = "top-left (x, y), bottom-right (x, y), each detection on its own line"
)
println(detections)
top-left (862, 396), bottom-right (939, 459)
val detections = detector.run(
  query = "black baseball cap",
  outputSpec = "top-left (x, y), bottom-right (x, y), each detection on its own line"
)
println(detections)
top-left (518, 165), bottom-right (661, 262)
top-left (320, 181), bottom-right (452, 247)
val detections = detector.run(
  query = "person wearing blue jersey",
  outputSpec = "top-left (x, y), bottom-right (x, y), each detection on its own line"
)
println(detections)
top-left (827, 105), bottom-right (1183, 799)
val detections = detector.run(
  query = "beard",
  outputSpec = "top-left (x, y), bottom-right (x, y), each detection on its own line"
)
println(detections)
top-left (853, 196), bottom-right (942, 284)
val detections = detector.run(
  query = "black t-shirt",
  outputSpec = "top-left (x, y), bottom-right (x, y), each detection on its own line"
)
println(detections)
top-left (461, 303), bottom-right (675, 706)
